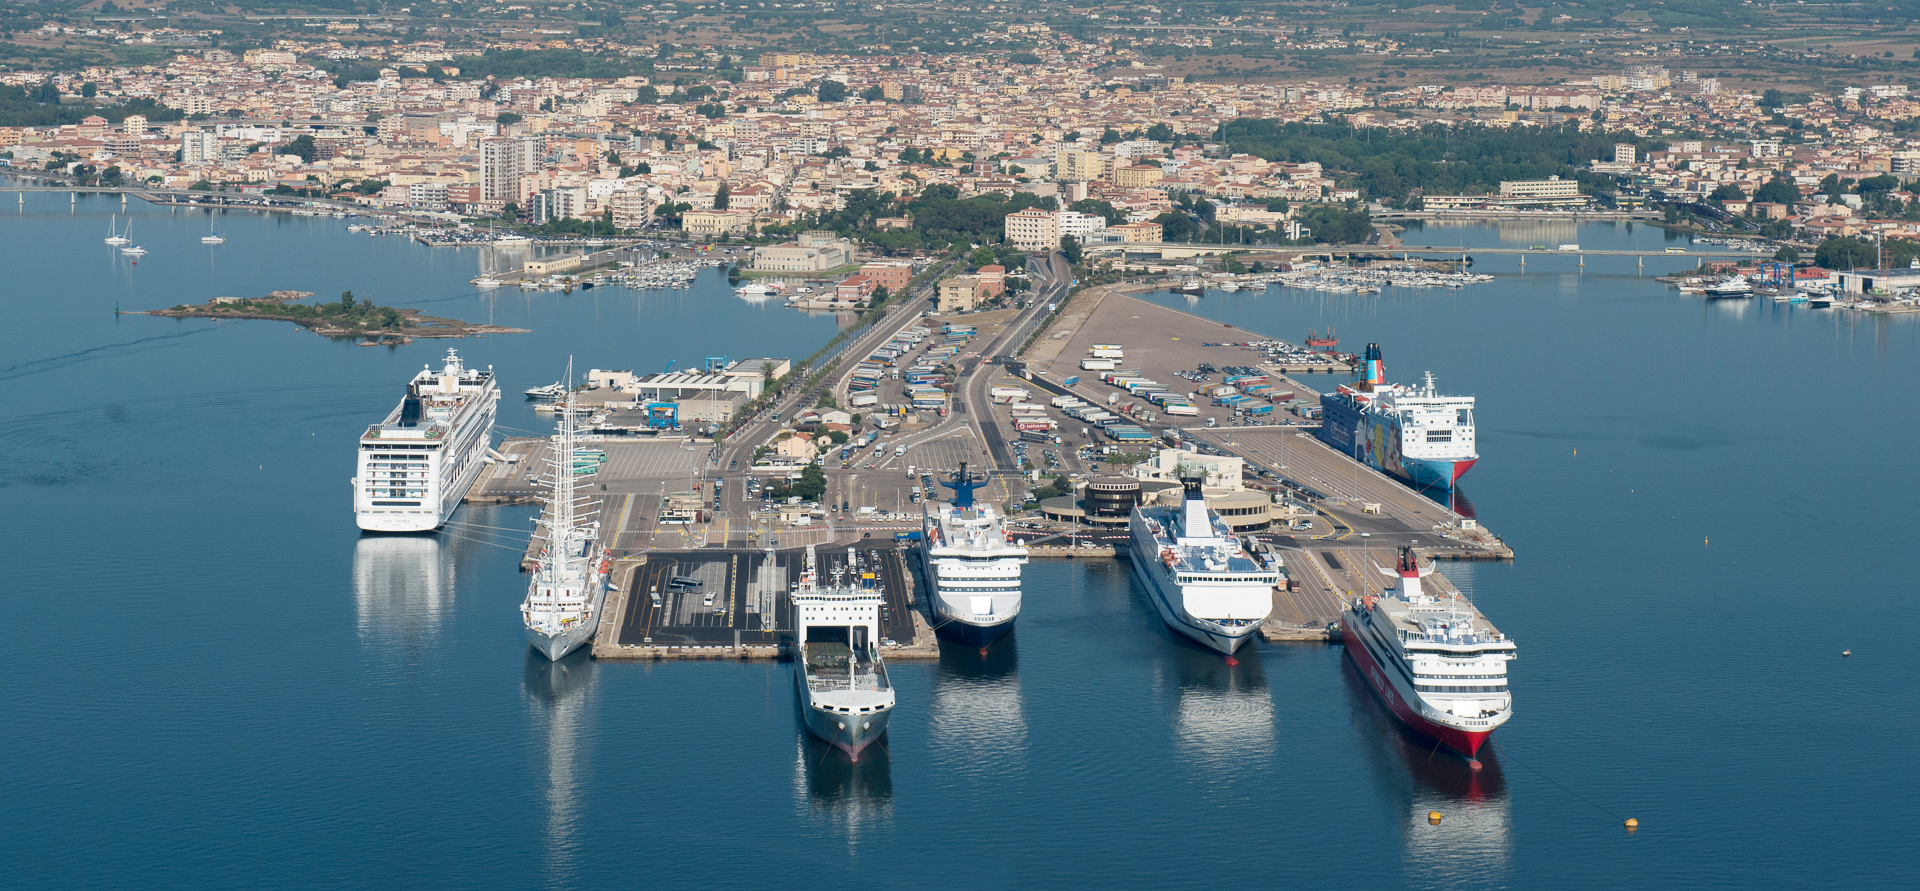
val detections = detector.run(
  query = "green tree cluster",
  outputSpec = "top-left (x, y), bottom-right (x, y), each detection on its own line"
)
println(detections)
top-left (1214, 120), bottom-right (1641, 206)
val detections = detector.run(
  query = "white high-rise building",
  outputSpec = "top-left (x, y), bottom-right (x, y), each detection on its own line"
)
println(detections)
top-left (180, 130), bottom-right (219, 164)
top-left (481, 137), bottom-right (539, 201)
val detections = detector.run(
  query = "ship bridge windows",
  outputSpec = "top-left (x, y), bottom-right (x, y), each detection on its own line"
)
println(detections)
top-left (1425, 430), bottom-right (1453, 443)
top-left (1456, 409), bottom-right (1473, 427)
top-left (1414, 683), bottom-right (1507, 693)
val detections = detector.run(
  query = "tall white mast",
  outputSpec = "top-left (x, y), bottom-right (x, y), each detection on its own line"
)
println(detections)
top-left (545, 359), bottom-right (577, 580)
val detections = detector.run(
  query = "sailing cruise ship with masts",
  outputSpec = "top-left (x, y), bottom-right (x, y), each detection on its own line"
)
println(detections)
top-left (521, 381), bottom-right (611, 661)
top-left (793, 546), bottom-right (896, 760)
top-left (353, 349), bottom-right (499, 532)
top-left (1341, 547), bottom-right (1515, 767)
top-left (920, 463), bottom-right (1028, 651)
top-left (1128, 477), bottom-right (1278, 658)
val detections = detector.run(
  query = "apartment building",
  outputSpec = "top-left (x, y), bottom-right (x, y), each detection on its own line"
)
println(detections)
top-left (1004, 207), bottom-right (1060, 251)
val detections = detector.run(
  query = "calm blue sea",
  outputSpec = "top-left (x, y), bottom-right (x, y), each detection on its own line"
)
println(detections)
top-left (4, 199), bottom-right (1913, 890)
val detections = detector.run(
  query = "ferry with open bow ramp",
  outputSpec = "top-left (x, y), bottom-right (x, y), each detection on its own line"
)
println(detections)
top-left (521, 384), bottom-right (610, 661)
top-left (1128, 477), bottom-right (1278, 659)
top-left (794, 546), bottom-right (896, 760)
top-left (353, 349), bottom-right (499, 532)
top-left (920, 462), bottom-right (1028, 651)
top-left (1316, 343), bottom-right (1478, 494)
top-left (1341, 547), bottom-right (1515, 767)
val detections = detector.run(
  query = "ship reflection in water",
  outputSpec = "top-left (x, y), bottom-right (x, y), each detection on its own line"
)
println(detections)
top-left (351, 533), bottom-right (453, 651)
top-left (926, 635), bottom-right (1027, 779)
top-left (793, 722), bottom-right (894, 847)
top-left (1342, 656), bottom-right (1512, 880)
top-left (1164, 646), bottom-right (1276, 775)
top-left (524, 649), bottom-right (596, 888)
top-left (1418, 484), bottom-right (1477, 520)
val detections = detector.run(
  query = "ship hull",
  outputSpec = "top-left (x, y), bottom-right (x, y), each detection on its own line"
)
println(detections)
top-left (1341, 609), bottom-right (1496, 759)
top-left (526, 576), bottom-right (608, 662)
top-left (1127, 524), bottom-right (1260, 655)
top-left (795, 669), bottom-right (892, 759)
top-left (1316, 398), bottom-right (1476, 492)
top-left (929, 610), bottom-right (1015, 649)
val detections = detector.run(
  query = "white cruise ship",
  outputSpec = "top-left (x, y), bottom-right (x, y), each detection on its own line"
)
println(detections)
top-left (1128, 478), bottom-right (1278, 658)
top-left (920, 463), bottom-right (1027, 651)
top-left (794, 547), bottom-right (895, 760)
top-left (353, 349), bottom-right (499, 532)
top-left (522, 385), bottom-right (610, 661)
top-left (1342, 547), bottom-right (1515, 768)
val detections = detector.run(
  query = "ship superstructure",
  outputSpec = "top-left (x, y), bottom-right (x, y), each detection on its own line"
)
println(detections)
top-left (521, 381), bottom-right (610, 661)
top-left (354, 349), bottom-right (500, 532)
top-left (1127, 477), bottom-right (1278, 656)
top-left (794, 547), bottom-right (896, 759)
top-left (1341, 547), bottom-right (1515, 766)
top-left (920, 462), bottom-right (1028, 650)
top-left (1316, 343), bottom-right (1477, 493)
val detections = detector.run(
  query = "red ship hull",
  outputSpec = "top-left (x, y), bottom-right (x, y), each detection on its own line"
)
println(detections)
top-left (1343, 621), bottom-right (1494, 759)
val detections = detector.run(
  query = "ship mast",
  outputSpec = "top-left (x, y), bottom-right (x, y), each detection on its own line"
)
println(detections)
top-left (545, 359), bottom-right (578, 583)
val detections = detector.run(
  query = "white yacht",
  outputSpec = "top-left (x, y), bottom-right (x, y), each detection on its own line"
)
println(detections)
top-left (120, 244), bottom-right (147, 256)
top-left (1127, 477), bottom-right (1278, 657)
top-left (794, 546), bottom-right (896, 760)
top-left (471, 275), bottom-right (503, 287)
top-left (352, 349), bottom-right (500, 532)
top-left (526, 382), bottom-right (567, 399)
top-left (522, 384), bottom-right (610, 661)
top-left (920, 463), bottom-right (1027, 650)
top-left (104, 215), bottom-right (129, 246)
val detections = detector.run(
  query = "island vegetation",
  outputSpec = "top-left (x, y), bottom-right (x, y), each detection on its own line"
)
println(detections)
top-left (145, 290), bottom-right (528, 341)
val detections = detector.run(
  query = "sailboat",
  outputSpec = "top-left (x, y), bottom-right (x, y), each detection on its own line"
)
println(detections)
top-left (201, 215), bottom-right (225, 245)
top-left (521, 363), bottom-right (611, 661)
top-left (104, 214), bottom-right (129, 246)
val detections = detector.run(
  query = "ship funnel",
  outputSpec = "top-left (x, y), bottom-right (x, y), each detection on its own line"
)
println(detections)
top-left (940, 461), bottom-right (984, 509)
top-left (1361, 343), bottom-right (1385, 392)
top-left (1179, 475), bottom-right (1213, 540)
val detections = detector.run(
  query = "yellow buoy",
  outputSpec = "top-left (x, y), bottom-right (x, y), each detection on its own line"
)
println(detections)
top-left (1624, 818), bottom-right (1639, 830)
top-left (1572, 449), bottom-right (1577, 456)
top-left (1427, 811), bottom-right (1443, 825)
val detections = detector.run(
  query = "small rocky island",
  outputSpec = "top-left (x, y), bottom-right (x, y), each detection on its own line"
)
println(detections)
top-left (143, 290), bottom-right (528, 342)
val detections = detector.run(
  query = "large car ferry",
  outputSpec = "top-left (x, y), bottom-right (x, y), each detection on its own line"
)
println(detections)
top-left (920, 463), bottom-right (1028, 651)
top-left (353, 349), bottom-right (499, 532)
top-left (1341, 547), bottom-right (1516, 767)
top-left (1127, 477), bottom-right (1278, 657)
top-left (1316, 343), bottom-right (1477, 493)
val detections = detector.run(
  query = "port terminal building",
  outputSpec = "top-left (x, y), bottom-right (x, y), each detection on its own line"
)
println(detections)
top-left (1038, 448), bottom-right (1278, 531)
top-left (583, 358), bottom-right (789, 422)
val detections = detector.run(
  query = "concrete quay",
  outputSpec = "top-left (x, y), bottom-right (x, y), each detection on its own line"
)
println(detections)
top-left (592, 542), bottom-right (939, 662)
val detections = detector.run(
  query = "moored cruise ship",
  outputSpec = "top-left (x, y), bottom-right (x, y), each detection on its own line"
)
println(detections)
top-left (353, 349), bottom-right (500, 532)
top-left (521, 386), bottom-right (610, 661)
top-left (1127, 477), bottom-right (1278, 657)
top-left (1341, 547), bottom-right (1515, 767)
top-left (1316, 344), bottom-right (1478, 493)
top-left (920, 463), bottom-right (1028, 651)
top-left (794, 547), bottom-right (896, 760)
